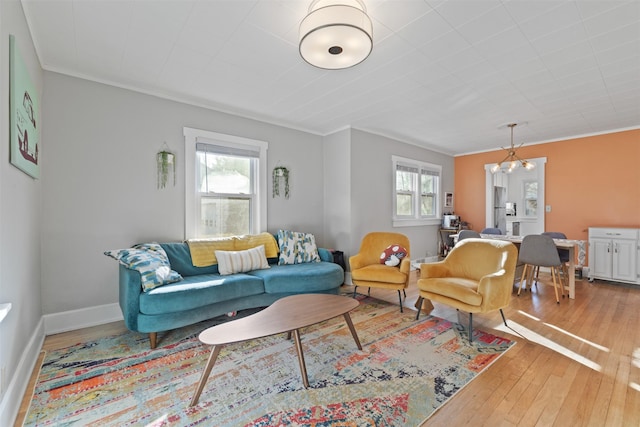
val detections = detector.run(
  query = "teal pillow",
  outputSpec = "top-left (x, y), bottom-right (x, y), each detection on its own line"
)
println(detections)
top-left (104, 243), bottom-right (182, 292)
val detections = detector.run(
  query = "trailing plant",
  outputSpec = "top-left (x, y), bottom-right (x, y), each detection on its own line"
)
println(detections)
top-left (157, 150), bottom-right (176, 189)
top-left (272, 166), bottom-right (290, 199)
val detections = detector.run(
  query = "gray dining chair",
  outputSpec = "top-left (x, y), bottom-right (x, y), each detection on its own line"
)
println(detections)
top-left (481, 227), bottom-right (503, 235)
top-left (517, 234), bottom-right (565, 303)
top-left (541, 232), bottom-right (571, 286)
top-left (457, 230), bottom-right (481, 242)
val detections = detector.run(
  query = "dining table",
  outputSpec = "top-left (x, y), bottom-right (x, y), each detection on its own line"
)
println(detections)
top-left (452, 233), bottom-right (586, 299)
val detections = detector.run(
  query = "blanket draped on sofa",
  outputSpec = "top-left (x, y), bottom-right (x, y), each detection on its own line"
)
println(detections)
top-left (186, 232), bottom-right (280, 267)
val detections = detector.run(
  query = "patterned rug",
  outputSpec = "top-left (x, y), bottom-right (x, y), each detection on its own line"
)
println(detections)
top-left (23, 295), bottom-right (515, 426)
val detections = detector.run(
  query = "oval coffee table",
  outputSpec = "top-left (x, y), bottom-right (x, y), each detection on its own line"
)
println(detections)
top-left (190, 293), bottom-right (362, 406)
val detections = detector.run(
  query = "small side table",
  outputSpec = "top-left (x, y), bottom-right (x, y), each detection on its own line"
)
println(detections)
top-left (331, 250), bottom-right (346, 271)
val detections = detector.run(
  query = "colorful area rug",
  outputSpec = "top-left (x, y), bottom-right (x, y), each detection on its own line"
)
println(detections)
top-left (23, 295), bottom-right (514, 426)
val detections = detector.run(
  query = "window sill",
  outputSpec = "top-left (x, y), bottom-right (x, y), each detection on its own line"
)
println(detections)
top-left (393, 218), bottom-right (441, 227)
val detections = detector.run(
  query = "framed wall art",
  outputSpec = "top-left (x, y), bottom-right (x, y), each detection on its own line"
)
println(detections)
top-left (444, 192), bottom-right (453, 209)
top-left (9, 35), bottom-right (40, 179)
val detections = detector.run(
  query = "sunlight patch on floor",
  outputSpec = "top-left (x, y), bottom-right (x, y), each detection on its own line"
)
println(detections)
top-left (630, 382), bottom-right (640, 392)
top-left (495, 321), bottom-right (602, 372)
top-left (543, 322), bottom-right (609, 352)
top-left (517, 310), bottom-right (541, 321)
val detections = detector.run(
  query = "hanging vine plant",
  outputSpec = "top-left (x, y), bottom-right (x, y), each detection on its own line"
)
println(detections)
top-left (157, 150), bottom-right (176, 189)
top-left (272, 166), bottom-right (290, 199)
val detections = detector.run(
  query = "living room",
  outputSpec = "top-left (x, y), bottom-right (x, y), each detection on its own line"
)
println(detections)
top-left (2, 1), bottom-right (639, 425)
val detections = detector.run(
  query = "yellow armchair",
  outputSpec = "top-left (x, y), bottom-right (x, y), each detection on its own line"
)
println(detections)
top-left (416, 238), bottom-right (517, 342)
top-left (349, 232), bottom-right (411, 312)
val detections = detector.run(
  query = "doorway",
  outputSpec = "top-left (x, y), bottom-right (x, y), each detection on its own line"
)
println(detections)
top-left (484, 157), bottom-right (547, 236)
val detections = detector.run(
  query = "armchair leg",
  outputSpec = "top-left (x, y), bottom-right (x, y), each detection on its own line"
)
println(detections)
top-left (415, 297), bottom-right (423, 320)
top-left (499, 309), bottom-right (507, 327)
top-left (468, 313), bottom-right (473, 343)
top-left (397, 290), bottom-right (403, 313)
top-left (353, 286), bottom-right (358, 298)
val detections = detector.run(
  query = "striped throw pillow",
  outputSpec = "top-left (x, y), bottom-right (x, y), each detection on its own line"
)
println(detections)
top-left (215, 245), bottom-right (270, 275)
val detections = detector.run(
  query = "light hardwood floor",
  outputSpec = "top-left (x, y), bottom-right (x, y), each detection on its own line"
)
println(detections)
top-left (15, 271), bottom-right (640, 426)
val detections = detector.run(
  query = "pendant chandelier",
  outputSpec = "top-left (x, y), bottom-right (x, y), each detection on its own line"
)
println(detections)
top-left (491, 123), bottom-right (535, 174)
top-left (299, 0), bottom-right (373, 70)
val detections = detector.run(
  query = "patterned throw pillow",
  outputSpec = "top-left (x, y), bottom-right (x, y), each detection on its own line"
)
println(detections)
top-left (104, 243), bottom-right (183, 292)
top-left (215, 245), bottom-right (270, 275)
top-left (277, 230), bottom-right (321, 265)
top-left (379, 244), bottom-right (408, 267)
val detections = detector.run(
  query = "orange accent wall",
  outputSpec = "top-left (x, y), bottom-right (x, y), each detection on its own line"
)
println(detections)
top-left (454, 129), bottom-right (640, 243)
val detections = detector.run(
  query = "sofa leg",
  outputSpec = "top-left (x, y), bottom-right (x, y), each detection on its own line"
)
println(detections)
top-left (415, 297), bottom-right (423, 320)
top-left (150, 332), bottom-right (158, 349)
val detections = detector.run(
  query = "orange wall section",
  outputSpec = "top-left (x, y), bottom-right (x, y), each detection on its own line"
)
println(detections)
top-left (454, 129), bottom-right (640, 243)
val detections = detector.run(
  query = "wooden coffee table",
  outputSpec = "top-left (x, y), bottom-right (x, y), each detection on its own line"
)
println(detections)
top-left (189, 293), bottom-right (362, 406)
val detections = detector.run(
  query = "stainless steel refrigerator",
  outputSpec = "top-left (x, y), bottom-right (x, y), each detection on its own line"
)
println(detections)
top-left (493, 186), bottom-right (507, 233)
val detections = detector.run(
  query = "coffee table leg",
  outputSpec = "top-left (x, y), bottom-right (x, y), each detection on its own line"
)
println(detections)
top-left (292, 329), bottom-right (309, 388)
top-left (190, 345), bottom-right (222, 407)
top-left (343, 312), bottom-right (362, 350)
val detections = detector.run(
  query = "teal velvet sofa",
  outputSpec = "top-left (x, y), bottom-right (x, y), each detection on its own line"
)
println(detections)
top-left (118, 241), bottom-right (343, 348)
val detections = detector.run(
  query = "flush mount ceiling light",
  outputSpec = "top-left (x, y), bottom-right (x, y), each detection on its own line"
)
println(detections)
top-left (491, 123), bottom-right (536, 174)
top-left (299, 0), bottom-right (373, 70)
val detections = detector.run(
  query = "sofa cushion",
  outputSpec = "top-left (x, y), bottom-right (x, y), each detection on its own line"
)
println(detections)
top-left (139, 273), bottom-right (265, 315)
top-left (215, 245), bottom-right (270, 275)
top-left (247, 262), bottom-right (343, 293)
top-left (160, 242), bottom-right (219, 277)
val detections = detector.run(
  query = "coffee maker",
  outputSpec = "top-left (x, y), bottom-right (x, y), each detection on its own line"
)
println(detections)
top-left (442, 215), bottom-right (459, 229)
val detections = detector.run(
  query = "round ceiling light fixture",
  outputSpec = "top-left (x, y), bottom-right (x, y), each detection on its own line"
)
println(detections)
top-left (299, 0), bottom-right (373, 70)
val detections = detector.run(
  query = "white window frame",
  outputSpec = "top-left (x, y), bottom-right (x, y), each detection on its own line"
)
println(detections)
top-left (392, 155), bottom-right (442, 227)
top-left (184, 127), bottom-right (268, 239)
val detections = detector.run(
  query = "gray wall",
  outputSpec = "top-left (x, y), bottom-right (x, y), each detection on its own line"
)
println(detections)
top-left (40, 72), bottom-right (327, 315)
top-left (348, 129), bottom-right (455, 262)
top-left (323, 129), bottom-right (352, 254)
top-left (0, 0), bottom-right (44, 423)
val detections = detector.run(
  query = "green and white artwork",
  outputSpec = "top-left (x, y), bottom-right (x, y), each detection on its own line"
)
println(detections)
top-left (9, 35), bottom-right (40, 179)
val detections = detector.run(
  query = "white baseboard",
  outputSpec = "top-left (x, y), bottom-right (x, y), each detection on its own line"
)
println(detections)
top-left (345, 272), bottom-right (352, 286)
top-left (1, 302), bottom-right (124, 425)
top-left (43, 302), bottom-right (123, 335)
top-left (0, 318), bottom-right (44, 427)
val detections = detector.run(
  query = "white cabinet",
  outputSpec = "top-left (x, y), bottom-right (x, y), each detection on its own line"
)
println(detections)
top-left (493, 171), bottom-right (508, 188)
top-left (589, 227), bottom-right (639, 285)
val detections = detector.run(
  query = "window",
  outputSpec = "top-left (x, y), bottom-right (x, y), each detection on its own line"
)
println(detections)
top-left (523, 181), bottom-right (538, 217)
top-left (184, 128), bottom-right (268, 239)
top-left (393, 155), bottom-right (441, 226)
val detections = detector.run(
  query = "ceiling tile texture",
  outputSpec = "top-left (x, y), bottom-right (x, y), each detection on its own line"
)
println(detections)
top-left (21, 0), bottom-right (640, 154)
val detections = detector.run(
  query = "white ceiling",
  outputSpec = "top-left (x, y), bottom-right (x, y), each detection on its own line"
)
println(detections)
top-left (21, 0), bottom-right (640, 155)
